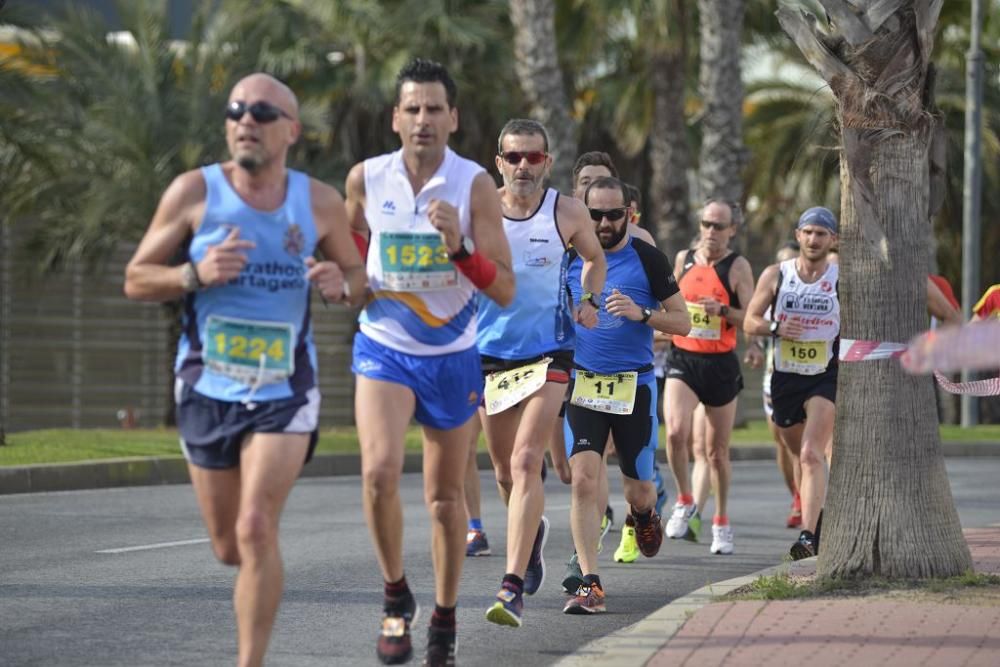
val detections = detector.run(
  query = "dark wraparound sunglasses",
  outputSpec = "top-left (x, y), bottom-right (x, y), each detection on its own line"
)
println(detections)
top-left (500, 151), bottom-right (548, 165)
top-left (225, 101), bottom-right (293, 124)
top-left (700, 220), bottom-right (732, 231)
top-left (589, 207), bottom-right (628, 222)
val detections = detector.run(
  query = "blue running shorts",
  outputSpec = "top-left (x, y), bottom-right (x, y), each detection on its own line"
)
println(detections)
top-left (352, 332), bottom-right (483, 430)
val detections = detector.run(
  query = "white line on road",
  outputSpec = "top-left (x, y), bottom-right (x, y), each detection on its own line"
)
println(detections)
top-left (96, 538), bottom-right (210, 554)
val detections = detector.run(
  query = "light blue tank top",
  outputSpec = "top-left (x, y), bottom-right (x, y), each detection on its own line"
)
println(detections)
top-left (175, 164), bottom-right (319, 402)
top-left (476, 188), bottom-right (573, 359)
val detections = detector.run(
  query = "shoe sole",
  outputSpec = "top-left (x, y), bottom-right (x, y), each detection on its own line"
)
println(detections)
top-left (614, 553), bottom-right (639, 563)
top-left (465, 549), bottom-right (491, 557)
top-left (790, 543), bottom-right (815, 561)
top-left (710, 546), bottom-right (734, 555)
top-left (485, 602), bottom-right (522, 628)
top-left (524, 516), bottom-right (549, 596)
top-left (377, 604), bottom-right (420, 665)
top-left (563, 602), bottom-right (607, 615)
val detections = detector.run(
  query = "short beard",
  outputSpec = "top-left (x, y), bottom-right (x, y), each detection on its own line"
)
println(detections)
top-left (506, 175), bottom-right (539, 198)
top-left (600, 222), bottom-right (628, 249)
top-left (236, 154), bottom-right (263, 172)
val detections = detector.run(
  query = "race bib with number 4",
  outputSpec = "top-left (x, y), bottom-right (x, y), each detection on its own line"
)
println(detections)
top-left (776, 339), bottom-right (830, 376)
top-left (484, 358), bottom-right (552, 415)
top-left (686, 302), bottom-right (722, 340)
top-left (570, 371), bottom-right (638, 415)
top-left (379, 231), bottom-right (457, 291)
top-left (204, 315), bottom-right (295, 385)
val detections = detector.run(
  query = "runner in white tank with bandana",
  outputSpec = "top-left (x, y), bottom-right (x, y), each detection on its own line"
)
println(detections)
top-left (745, 206), bottom-right (840, 561)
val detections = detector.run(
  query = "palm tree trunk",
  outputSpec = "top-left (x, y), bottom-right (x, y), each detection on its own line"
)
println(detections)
top-left (649, 4), bottom-right (694, 255)
top-left (779, 0), bottom-right (971, 579)
top-left (697, 0), bottom-right (748, 208)
top-left (508, 0), bottom-right (578, 193)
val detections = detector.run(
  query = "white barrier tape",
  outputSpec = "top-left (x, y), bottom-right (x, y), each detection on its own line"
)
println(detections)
top-left (839, 339), bottom-right (907, 362)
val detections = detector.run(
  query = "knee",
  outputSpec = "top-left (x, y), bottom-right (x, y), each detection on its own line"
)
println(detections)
top-left (235, 508), bottom-right (276, 556)
top-left (666, 423), bottom-right (688, 449)
top-left (211, 538), bottom-right (241, 566)
top-left (425, 495), bottom-right (462, 525)
top-left (362, 465), bottom-right (400, 503)
top-left (570, 466), bottom-right (599, 498)
top-left (799, 442), bottom-right (825, 468)
top-left (706, 443), bottom-right (730, 467)
top-left (510, 446), bottom-right (544, 481)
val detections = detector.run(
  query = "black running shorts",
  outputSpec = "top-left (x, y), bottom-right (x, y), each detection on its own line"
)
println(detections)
top-left (770, 366), bottom-right (838, 428)
top-left (664, 347), bottom-right (743, 407)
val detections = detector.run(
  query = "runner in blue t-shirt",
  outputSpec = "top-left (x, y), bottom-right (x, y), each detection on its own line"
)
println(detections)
top-left (561, 177), bottom-right (690, 615)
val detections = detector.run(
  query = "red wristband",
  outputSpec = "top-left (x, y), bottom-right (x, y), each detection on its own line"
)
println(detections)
top-left (453, 250), bottom-right (497, 290)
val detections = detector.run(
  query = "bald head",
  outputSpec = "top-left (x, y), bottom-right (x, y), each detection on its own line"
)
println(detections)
top-left (230, 73), bottom-right (299, 119)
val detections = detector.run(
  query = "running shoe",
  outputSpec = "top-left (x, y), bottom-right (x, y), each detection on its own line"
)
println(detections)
top-left (710, 524), bottom-right (734, 555)
top-left (654, 465), bottom-right (668, 517)
top-left (485, 584), bottom-right (523, 628)
top-left (422, 627), bottom-right (457, 667)
top-left (786, 495), bottom-right (802, 529)
top-left (633, 509), bottom-right (664, 558)
top-left (561, 552), bottom-right (584, 594)
top-left (613, 525), bottom-right (640, 563)
top-left (465, 529), bottom-right (491, 557)
top-left (790, 529), bottom-right (817, 560)
top-left (377, 591), bottom-right (419, 665)
top-left (523, 516), bottom-right (549, 595)
top-left (665, 502), bottom-right (698, 540)
top-left (563, 581), bottom-right (606, 615)
top-left (686, 511), bottom-right (703, 543)
top-left (597, 513), bottom-right (612, 554)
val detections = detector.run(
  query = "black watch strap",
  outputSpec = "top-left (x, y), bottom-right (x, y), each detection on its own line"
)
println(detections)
top-left (640, 307), bottom-right (652, 324)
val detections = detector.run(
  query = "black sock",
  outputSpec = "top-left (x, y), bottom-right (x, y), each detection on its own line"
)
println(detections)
top-left (502, 573), bottom-right (524, 593)
top-left (431, 604), bottom-right (456, 630)
top-left (583, 573), bottom-right (602, 589)
top-left (384, 575), bottom-right (410, 599)
top-left (624, 513), bottom-right (636, 527)
top-left (632, 507), bottom-right (652, 522)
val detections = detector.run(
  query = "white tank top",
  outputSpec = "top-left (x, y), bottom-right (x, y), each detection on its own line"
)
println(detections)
top-left (359, 147), bottom-right (484, 355)
top-left (772, 258), bottom-right (840, 376)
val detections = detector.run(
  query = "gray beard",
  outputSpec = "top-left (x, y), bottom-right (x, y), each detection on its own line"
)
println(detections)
top-left (236, 155), bottom-right (262, 172)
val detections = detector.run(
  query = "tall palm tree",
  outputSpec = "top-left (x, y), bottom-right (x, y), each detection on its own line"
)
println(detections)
top-left (779, 0), bottom-right (972, 579)
top-left (508, 0), bottom-right (578, 192)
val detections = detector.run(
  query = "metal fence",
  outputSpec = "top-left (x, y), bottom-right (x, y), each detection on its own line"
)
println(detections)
top-left (0, 225), bottom-right (358, 433)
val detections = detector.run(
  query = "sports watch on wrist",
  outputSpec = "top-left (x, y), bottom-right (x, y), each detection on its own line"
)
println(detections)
top-left (181, 262), bottom-right (203, 293)
top-left (640, 307), bottom-right (653, 324)
top-left (449, 235), bottom-right (475, 261)
top-left (769, 320), bottom-right (780, 336)
top-left (581, 292), bottom-right (598, 309)
top-left (720, 304), bottom-right (730, 317)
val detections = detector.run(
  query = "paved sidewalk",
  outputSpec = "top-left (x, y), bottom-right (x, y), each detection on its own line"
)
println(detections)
top-left (651, 527), bottom-right (1000, 666)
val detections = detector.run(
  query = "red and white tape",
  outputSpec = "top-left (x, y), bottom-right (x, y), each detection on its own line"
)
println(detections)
top-left (838, 321), bottom-right (1000, 396)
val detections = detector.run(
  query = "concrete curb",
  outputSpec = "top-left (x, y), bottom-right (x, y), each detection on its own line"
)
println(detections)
top-left (554, 559), bottom-right (800, 666)
top-left (1, 444), bottom-right (998, 495)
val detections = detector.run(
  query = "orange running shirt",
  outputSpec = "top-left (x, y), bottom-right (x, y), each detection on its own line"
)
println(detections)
top-left (673, 250), bottom-right (740, 354)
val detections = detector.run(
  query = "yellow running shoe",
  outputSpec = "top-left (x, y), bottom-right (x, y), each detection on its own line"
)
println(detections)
top-left (614, 526), bottom-right (640, 563)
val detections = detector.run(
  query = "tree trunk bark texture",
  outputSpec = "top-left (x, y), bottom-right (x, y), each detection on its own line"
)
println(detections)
top-left (779, 0), bottom-right (971, 579)
top-left (697, 0), bottom-right (748, 210)
top-left (649, 46), bottom-right (693, 255)
top-left (508, 0), bottom-right (578, 193)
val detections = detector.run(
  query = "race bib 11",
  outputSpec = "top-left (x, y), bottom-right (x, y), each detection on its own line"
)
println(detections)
top-left (570, 371), bottom-right (638, 415)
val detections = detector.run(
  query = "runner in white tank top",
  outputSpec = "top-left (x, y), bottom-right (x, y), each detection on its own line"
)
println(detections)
top-left (745, 207), bottom-right (840, 563)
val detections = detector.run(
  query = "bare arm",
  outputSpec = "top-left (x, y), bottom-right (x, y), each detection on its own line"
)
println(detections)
top-left (467, 171), bottom-right (515, 306)
top-left (744, 263), bottom-right (780, 336)
top-left (650, 291), bottom-right (691, 336)
top-left (560, 196), bottom-right (606, 327)
top-left (926, 277), bottom-right (961, 327)
top-left (124, 171), bottom-right (212, 302)
top-left (344, 163), bottom-right (369, 240)
top-left (309, 179), bottom-right (367, 306)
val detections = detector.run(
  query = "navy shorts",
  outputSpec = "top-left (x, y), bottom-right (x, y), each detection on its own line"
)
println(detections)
top-left (175, 381), bottom-right (319, 470)
top-left (352, 332), bottom-right (483, 430)
top-left (770, 366), bottom-right (838, 428)
top-left (563, 375), bottom-right (659, 481)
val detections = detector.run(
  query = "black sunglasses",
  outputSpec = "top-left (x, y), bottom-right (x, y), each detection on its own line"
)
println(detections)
top-left (700, 220), bottom-right (732, 232)
top-left (225, 101), bottom-right (293, 124)
top-left (589, 207), bottom-right (628, 222)
top-left (500, 151), bottom-right (548, 165)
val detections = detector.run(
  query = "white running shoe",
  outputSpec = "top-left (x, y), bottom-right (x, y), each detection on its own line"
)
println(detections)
top-left (665, 502), bottom-right (697, 539)
top-left (710, 524), bottom-right (734, 555)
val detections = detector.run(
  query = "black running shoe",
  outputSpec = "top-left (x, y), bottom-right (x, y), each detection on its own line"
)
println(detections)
top-left (790, 530), bottom-right (817, 561)
top-left (377, 592), bottom-right (419, 664)
top-left (523, 516), bottom-right (549, 595)
top-left (422, 626), bottom-right (457, 667)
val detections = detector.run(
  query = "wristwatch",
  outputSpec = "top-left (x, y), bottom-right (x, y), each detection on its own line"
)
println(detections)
top-left (720, 304), bottom-right (730, 317)
top-left (449, 235), bottom-right (475, 261)
top-left (180, 262), bottom-right (203, 293)
top-left (640, 307), bottom-right (653, 324)
top-left (581, 292), bottom-right (598, 309)
top-left (769, 320), bottom-right (780, 336)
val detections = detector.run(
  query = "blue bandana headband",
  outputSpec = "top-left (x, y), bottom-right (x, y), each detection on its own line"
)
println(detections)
top-left (797, 207), bottom-right (838, 233)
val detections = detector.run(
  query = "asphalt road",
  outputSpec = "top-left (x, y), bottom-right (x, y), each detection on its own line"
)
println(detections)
top-left (2, 459), bottom-right (998, 666)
